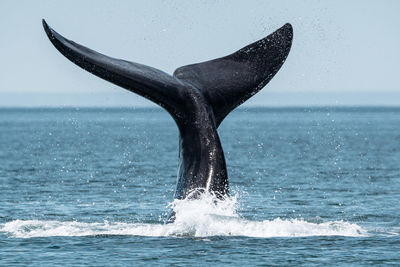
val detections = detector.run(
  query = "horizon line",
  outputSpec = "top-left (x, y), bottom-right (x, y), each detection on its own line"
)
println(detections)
top-left (1, 105), bottom-right (400, 109)
top-left (1, 91), bottom-right (399, 107)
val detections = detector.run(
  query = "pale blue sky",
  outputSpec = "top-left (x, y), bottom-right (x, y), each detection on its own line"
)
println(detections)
top-left (1, 0), bottom-right (399, 106)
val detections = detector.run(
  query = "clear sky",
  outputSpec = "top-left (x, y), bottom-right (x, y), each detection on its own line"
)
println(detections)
top-left (1, 0), bottom-right (399, 106)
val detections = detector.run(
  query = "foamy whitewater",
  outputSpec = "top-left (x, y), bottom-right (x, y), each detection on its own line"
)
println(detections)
top-left (0, 193), bottom-right (365, 239)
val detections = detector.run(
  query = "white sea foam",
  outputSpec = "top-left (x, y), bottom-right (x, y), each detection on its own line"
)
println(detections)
top-left (0, 193), bottom-right (366, 238)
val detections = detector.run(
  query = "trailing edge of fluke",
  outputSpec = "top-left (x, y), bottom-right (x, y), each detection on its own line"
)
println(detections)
top-left (42, 19), bottom-right (293, 222)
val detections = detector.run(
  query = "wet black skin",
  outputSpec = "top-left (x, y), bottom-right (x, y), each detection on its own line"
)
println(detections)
top-left (42, 20), bottom-right (293, 219)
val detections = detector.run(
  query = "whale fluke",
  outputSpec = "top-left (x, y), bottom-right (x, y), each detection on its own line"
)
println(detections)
top-left (42, 19), bottom-right (293, 218)
top-left (43, 19), bottom-right (292, 126)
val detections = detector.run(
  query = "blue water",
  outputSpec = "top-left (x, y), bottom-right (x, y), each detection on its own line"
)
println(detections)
top-left (1, 107), bottom-right (399, 265)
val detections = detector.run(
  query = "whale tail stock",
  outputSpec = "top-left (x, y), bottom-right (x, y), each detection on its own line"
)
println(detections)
top-left (42, 19), bottom-right (292, 127)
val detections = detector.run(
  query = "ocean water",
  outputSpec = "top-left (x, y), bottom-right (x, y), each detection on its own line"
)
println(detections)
top-left (0, 107), bottom-right (399, 265)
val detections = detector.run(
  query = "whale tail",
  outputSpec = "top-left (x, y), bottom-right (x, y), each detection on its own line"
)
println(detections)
top-left (42, 20), bottom-right (292, 213)
top-left (42, 19), bottom-right (292, 126)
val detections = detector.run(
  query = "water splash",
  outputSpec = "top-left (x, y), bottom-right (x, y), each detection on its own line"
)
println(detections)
top-left (1, 193), bottom-right (366, 238)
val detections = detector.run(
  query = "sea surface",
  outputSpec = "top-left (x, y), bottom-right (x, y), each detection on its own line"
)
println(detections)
top-left (0, 107), bottom-right (399, 266)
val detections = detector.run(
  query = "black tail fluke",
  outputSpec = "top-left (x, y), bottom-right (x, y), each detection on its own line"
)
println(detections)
top-left (173, 24), bottom-right (293, 126)
top-left (43, 19), bottom-right (292, 125)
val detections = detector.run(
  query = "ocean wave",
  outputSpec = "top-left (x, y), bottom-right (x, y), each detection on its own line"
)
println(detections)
top-left (0, 193), bottom-right (366, 238)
